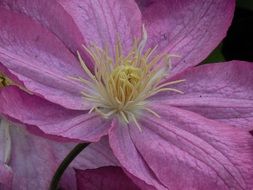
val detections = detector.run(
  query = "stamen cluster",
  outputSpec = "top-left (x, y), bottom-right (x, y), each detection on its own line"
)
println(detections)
top-left (73, 28), bottom-right (184, 129)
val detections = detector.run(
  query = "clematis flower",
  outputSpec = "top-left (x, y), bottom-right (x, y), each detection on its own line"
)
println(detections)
top-left (0, 0), bottom-right (253, 189)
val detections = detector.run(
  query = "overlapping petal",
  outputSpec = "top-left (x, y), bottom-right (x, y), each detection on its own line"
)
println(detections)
top-left (0, 86), bottom-right (110, 142)
top-left (0, 120), bottom-right (121, 189)
top-left (57, 0), bottom-right (142, 54)
top-left (76, 166), bottom-right (140, 190)
top-left (10, 128), bottom-right (76, 190)
top-left (152, 61), bottom-right (253, 130)
top-left (0, 7), bottom-right (91, 110)
top-left (0, 119), bottom-right (12, 189)
top-left (0, 120), bottom-right (77, 190)
top-left (0, 163), bottom-right (12, 189)
top-left (0, 0), bottom-right (95, 71)
top-left (109, 120), bottom-right (167, 190)
top-left (136, 0), bottom-right (235, 75)
top-left (110, 105), bottom-right (253, 189)
top-left (0, 0), bottom-right (84, 54)
top-left (72, 137), bottom-right (119, 170)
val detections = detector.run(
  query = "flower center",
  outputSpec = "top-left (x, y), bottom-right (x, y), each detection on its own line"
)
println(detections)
top-left (109, 64), bottom-right (142, 104)
top-left (72, 27), bottom-right (184, 130)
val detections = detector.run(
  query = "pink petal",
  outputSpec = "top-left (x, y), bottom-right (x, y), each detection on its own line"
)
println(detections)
top-left (57, 0), bottom-right (142, 54)
top-left (0, 7), bottom-right (90, 110)
top-left (123, 170), bottom-right (158, 190)
top-left (0, 122), bottom-right (77, 190)
top-left (129, 104), bottom-right (253, 189)
top-left (0, 163), bottom-right (12, 189)
top-left (74, 137), bottom-right (152, 189)
top-left (59, 168), bottom-right (77, 190)
top-left (0, 121), bottom-right (6, 163)
top-left (109, 120), bottom-right (167, 190)
top-left (137, 0), bottom-right (235, 75)
top-left (76, 166), bottom-right (140, 190)
top-left (0, 0), bottom-right (94, 70)
top-left (1, 120), bottom-right (118, 189)
top-left (0, 120), bottom-right (12, 189)
top-left (152, 61), bottom-right (253, 130)
top-left (0, 86), bottom-right (110, 142)
top-left (73, 137), bottom-right (119, 170)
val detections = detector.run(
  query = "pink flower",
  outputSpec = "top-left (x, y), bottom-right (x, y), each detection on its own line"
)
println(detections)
top-left (0, 0), bottom-right (253, 189)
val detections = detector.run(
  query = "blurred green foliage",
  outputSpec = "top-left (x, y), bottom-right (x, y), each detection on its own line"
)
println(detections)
top-left (202, 43), bottom-right (224, 64)
top-left (237, 0), bottom-right (253, 11)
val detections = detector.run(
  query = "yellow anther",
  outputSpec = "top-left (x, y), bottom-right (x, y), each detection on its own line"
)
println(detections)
top-left (109, 64), bottom-right (143, 103)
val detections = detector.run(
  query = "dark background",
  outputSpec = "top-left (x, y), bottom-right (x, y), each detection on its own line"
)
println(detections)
top-left (203, 0), bottom-right (253, 64)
